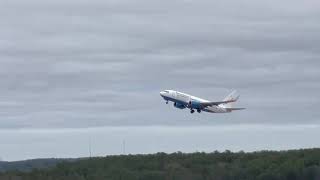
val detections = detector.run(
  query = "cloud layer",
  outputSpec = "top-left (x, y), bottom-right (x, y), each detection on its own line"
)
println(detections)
top-left (1, 0), bottom-right (320, 128)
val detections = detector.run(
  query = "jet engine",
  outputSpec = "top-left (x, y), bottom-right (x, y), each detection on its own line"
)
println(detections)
top-left (174, 102), bottom-right (186, 109)
top-left (188, 100), bottom-right (202, 109)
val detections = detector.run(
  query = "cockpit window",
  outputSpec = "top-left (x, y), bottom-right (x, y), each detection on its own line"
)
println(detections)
top-left (164, 90), bottom-right (169, 93)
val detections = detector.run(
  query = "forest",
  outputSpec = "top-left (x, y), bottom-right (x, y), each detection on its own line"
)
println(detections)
top-left (1, 148), bottom-right (320, 180)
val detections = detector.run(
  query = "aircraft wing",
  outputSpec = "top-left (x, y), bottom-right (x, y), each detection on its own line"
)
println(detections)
top-left (200, 99), bottom-right (237, 107)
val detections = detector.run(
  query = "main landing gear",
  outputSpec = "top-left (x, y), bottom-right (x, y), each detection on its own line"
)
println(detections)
top-left (190, 109), bottom-right (201, 114)
top-left (166, 101), bottom-right (168, 104)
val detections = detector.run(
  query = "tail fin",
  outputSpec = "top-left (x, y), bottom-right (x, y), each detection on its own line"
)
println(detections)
top-left (222, 90), bottom-right (240, 108)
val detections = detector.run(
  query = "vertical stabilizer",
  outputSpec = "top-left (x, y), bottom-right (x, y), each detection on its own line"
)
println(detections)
top-left (221, 90), bottom-right (240, 108)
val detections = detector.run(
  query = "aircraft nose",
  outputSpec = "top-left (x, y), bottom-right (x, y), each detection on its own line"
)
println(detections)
top-left (160, 91), bottom-right (167, 97)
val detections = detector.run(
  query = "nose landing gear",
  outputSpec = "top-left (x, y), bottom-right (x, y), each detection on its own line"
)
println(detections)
top-left (166, 101), bottom-right (168, 104)
top-left (197, 109), bottom-right (201, 113)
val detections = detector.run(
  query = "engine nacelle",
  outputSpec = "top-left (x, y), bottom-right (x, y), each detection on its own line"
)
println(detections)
top-left (188, 100), bottom-right (202, 109)
top-left (174, 102), bottom-right (186, 109)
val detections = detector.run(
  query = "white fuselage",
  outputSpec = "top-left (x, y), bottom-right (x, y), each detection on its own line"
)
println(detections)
top-left (160, 90), bottom-right (228, 113)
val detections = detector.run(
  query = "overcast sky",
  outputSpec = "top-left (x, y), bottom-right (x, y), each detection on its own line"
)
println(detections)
top-left (0, 0), bottom-right (320, 161)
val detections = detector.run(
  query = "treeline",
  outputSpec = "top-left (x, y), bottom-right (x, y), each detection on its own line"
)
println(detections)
top-left (0, 159), bottom-right (70, 172)
top-left (1, 149), bottom-right (320, 180)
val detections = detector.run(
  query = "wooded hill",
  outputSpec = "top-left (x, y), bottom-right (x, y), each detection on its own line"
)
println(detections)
top-left (1, 148), bottom-right (320, 180)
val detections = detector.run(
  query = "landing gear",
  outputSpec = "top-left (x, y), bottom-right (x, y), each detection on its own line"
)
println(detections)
top-left (166, 101), bottom-right (168, 104)
top-left (197, 109), bottom-right (201, 113)
top-left (190, 109), bottom-right (195, 114)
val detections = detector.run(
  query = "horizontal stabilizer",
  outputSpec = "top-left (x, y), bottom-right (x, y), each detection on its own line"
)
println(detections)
top-left (225, 108), bottom-right (246, 111)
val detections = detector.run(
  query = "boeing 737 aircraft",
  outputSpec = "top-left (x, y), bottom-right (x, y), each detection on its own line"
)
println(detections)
top-left (160, 90), bottom-right (245, 114)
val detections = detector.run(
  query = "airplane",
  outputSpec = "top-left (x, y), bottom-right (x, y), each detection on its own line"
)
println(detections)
top-left (160, 90), bottom-right (245, 114)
